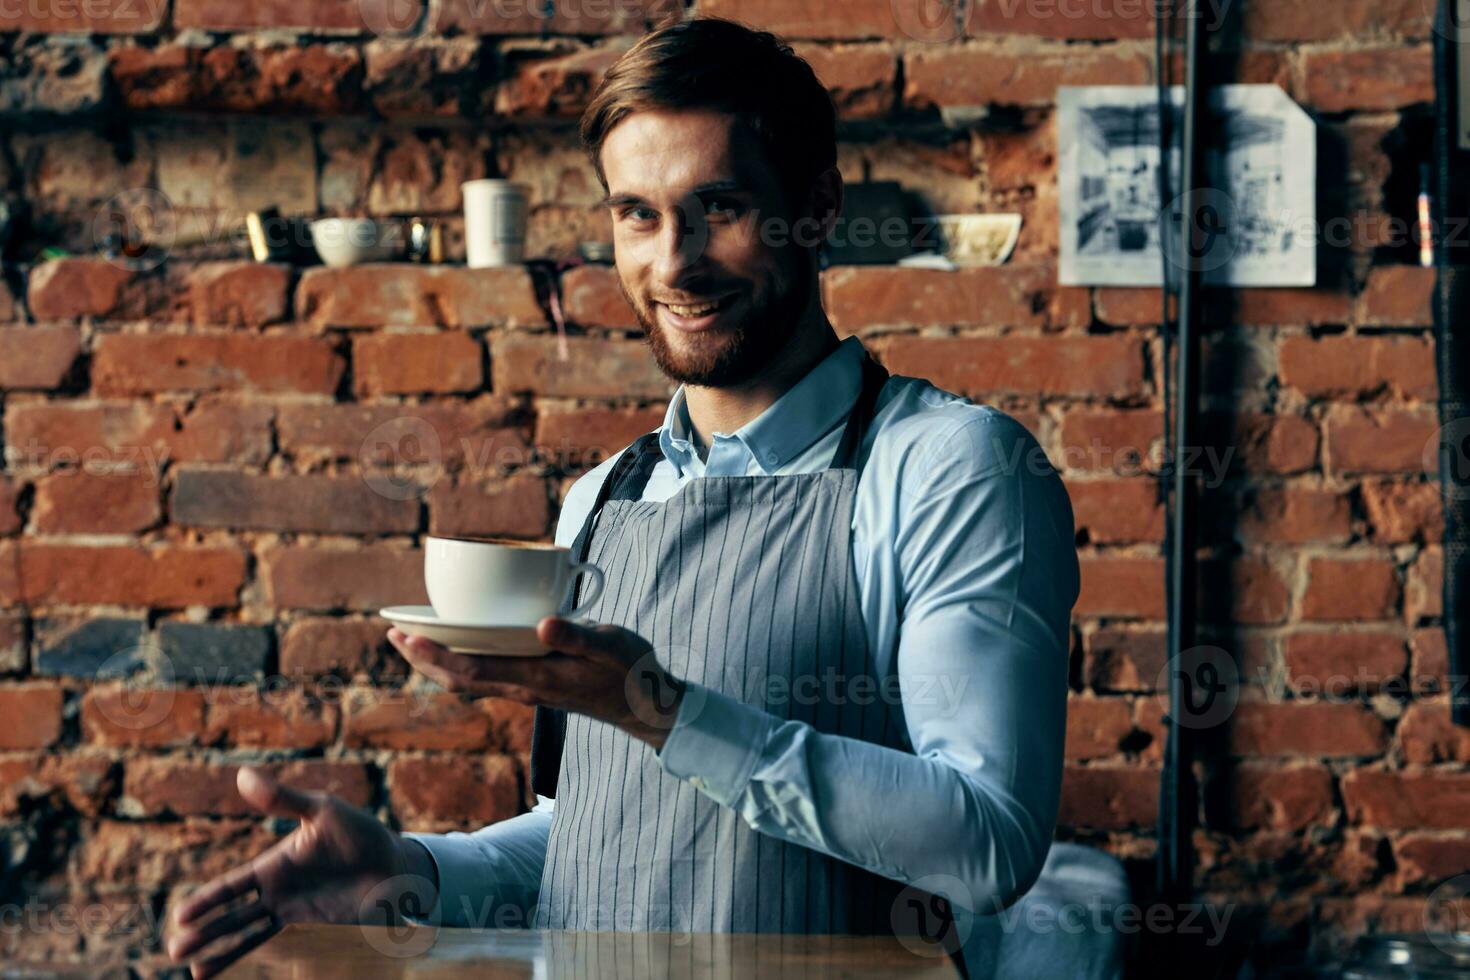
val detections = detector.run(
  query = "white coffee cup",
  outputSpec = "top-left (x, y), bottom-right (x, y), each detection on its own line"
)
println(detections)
top-left (462, 179), bottom-right (529, 268)
top-left (425, 535), bottom-right (604, 625)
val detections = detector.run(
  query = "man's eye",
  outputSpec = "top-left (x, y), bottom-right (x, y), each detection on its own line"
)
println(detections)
top-left (623, 207), bottom-right (657, 222)
top-left (706, 199), bottom-right (742, 218)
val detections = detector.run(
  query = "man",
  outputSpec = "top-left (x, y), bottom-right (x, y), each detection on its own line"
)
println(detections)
top-left (167, 16), bottom-right (1079, 978)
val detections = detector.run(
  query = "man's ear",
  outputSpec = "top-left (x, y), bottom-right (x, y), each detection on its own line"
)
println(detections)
top-left (806, 166), bottom-right (844, 242)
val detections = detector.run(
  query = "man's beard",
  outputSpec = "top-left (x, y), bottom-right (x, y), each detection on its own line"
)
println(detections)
top-left (622, 249), bottom-right (816, 388)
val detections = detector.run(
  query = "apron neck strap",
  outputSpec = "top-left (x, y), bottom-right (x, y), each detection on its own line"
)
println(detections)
top-left (828, 352), bottom-right (890, 472)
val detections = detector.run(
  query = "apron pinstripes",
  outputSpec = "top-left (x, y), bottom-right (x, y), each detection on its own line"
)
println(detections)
top-left (535, 356), bottom-right (910, 934)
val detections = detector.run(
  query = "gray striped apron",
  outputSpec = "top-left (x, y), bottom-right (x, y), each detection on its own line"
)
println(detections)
top-left (529, 353), bottom-right (912, 934)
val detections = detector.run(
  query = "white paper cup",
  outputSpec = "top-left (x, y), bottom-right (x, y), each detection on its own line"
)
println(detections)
top-left (425, 535), bottom-right (604, 625)
top-left (462, 179), bottom-right (529, 268)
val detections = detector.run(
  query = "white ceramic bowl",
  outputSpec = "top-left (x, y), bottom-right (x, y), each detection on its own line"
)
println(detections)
top-left (310, 218), bottom-right (402, 268)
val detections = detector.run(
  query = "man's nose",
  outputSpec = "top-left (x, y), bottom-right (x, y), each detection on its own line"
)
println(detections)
top-left (651, 203), bottom-right (711, 285)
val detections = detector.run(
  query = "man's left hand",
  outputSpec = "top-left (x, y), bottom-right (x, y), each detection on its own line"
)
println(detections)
top-left (386, 618), bottom-right (687, 751)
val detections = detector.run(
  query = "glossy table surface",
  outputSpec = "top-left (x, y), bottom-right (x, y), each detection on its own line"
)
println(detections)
top-left (219, 924), bottom-right (964, 979)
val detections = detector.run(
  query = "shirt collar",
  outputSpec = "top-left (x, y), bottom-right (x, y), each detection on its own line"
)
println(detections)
top-left (658, 336), bottom-right (868, 478)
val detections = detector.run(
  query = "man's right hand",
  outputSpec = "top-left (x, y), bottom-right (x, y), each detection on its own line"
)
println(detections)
top-left (166, 766), bottom-right (437, 979)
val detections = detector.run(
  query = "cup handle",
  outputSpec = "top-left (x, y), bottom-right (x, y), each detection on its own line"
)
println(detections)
top-left (564, 562), bottom-right (605, 620)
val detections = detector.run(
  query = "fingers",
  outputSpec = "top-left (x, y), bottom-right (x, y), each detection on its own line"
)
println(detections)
top-left (172, 861), bottom-right (260, 927)
top-left (168, 898), bottom-right (271, 963)
top-left (186, 916), bottom-right (281, 980)
top-left (236, 766), bottom-right (321, 821)
top-left (536, 617), bottom-right (638, 665)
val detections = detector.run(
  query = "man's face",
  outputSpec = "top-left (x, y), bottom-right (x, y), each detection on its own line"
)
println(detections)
top-left (600, 108), bottom-right (819, 388)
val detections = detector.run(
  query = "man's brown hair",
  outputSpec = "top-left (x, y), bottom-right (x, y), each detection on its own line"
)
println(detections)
top-left (580, 16), bottom-right (838, 209)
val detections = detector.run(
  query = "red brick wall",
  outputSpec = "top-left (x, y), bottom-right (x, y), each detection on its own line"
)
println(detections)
top-left (0, 0), bottom-right (1450, 972)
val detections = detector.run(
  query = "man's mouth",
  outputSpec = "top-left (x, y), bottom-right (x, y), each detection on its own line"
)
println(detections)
top-left (655, 293), bottom-right (740, 332)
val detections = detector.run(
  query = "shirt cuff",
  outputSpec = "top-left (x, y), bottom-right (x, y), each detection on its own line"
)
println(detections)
top-left (399, 832), bottom-right (534, 929)
top-left (655, 680), bottom-right (774, 807)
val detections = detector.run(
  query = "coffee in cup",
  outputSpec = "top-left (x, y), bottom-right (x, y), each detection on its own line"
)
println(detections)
top-left (424, 535), bottom-right (605, 625)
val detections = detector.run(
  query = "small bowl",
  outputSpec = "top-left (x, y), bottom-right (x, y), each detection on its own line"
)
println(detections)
top-left (310, 218), bottom-right (403, 268)
top-left (934, 214), bottom-right (1022, 267)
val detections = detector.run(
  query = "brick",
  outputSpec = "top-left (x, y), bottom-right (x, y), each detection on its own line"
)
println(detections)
top-left (174, 0), bottom-right (420, 30)
top-left (0, 685), bottom-right (64, 749)
top-left (1236, 487), bottom-right (1352, 545)
top-left (26, 258), bottom-right (144, 320)
top-left (427, 475), bottom-right (551, 539)
top-left (1200, 556), bottom-right (1290, 626)
top-left (342, 688), bottom-right (497, 750)
top-left (78, 818), bottom-right (277, 889)
top-left (969, 0), bottom-right (1153, 39)
top-left (1095, 288), bottom-right (1171, 327)
top-left (0, 0), bottom-right (164, 32)
top-left (1343, 770), bottom-right (1470, 829)
top-left (534, 405), bottom-right (665, 471)
top-left (32, 470), bottom-right (161, 534)
top-left (16, 545), bottom-right (244, 607)
top-left (180, 262), bottom-right (293, 327)
top-left (1357, 266), bottom-right (1435, 327)
top-left (279, 616), bottom-right (408, 678)
top-left (297, 266), bottom-right (545, 329)
top-left (1076, 556), bottom-right (1165, 619)
top-left (276, 399), bottom-right (528, 466)
top-left (365, 37), bottom-right (485, 117)
top-left (1219, 289), bottom-right (1355, 329)
top-left (1056, 409), bottom-right (1164, 474)
top-left (1284, 632), bottom-right (1408, 695)
top-left (81, 687), bottom-right (207, 748)
top-left (0, 277), bottom-right (16, 322)
top-left (1301, 558), bottom-right (1402, 621)
top-left (560, 265), bottom-right (638, 330)
top-left (93, 334), bottom-right (345, 396)
top-left (1399, 699), bottom-right (1470, 764)
top-left (0, 753), bottom-right (117, 817)
top-left (1083, 626), bottom-right (1166, 692)
top-left (1065, 478), bottom-right (1164, 545)
top-left (159, 622), bottom-right (273, 685)
top-left (124, 758), bottom-right (372, 817)
top-left (0, 327), bottom-right (80, 389)
top-left (1243, 0), bottom-right (1430, 41)
top-left (493, 42), bottom-right (628, 119)
top-left (367, 130), bottom-right (491, 214)
top-left (1362, 480), bottom-right (1443, 544)
top-left (875, 334), bottom-right (1145, 399)
top-left (263, 544), bottom-right (427, 611)
top-left (0, 40), bottom-right (109, 114)
top-left (1228, 701), bottom-right (1387, 758)
top-left (1064, 696), bottom-right (1132, 760)
top-left (1057, 765), bottom-right (1158, 830)
top-left (1411, 627), bottom-right (1448, 692)
top-left (203, 688), bottom-right (337, 749)
top-left (1224, 764), bottom-right (1336, 832)
top-left (1301, 47), bottom-right (1434, 113)
top-left (114, 44), bottom-right (364, 115)
top-left (1279, 335), bottom-right (1435, 400)
top-left (4, 398), bottom-right (274, 469)
top-left (34, 617), bottom-right (147, 678)
top-left (1406, 547), bottom-right (1442, 623)
top-left (352, 331), bottom-right (483, 396)
top-left (904, 44), bottom-right (1149, 110)
top-left (792, 42), bottom-right (897, 118)
top-left (823, 266), bottom-right (1050, 332)
top-left (0, 476), bottom-right (22, 534)
top-left (492, 335), bottom-right (672, 399)
top-left (171, 469), bottom-right (419, 535)
top-left (1325, 407), bottom-right (1437, 476)
top-left (1206, 412), bottom-right (1319, 476)
top-left (387, 754), bottom-right (521, 832)
top-left (432, 0), bottom-right (675, 33)
top-left (1394, 833), bottom-right (1470, 883)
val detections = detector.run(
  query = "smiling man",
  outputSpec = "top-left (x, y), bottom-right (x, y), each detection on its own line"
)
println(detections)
top-left (168, 17), bottom-right (1079, 979)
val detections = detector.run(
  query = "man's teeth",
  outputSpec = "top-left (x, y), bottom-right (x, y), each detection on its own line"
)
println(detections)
top-left (667, 300), bottom-right (722, 317)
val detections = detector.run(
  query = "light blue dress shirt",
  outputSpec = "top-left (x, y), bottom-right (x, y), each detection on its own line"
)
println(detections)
top-left (405, 336), bottom-right (1080, 946)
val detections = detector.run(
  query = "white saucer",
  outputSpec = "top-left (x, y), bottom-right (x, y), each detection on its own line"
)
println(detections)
top-left (379, 606), bottom-right (549, 657)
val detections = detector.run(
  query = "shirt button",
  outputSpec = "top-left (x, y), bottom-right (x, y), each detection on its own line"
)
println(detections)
top-left (763, 451), bottom-right (779, 467)
top-left (689, 776), bottom-right (707, 791)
